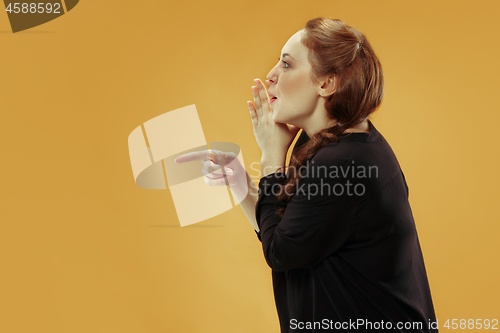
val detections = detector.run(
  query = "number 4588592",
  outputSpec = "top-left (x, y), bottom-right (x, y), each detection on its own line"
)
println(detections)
top-left (5, 3), bottom-right (61, 14)
top-left (443, 319), bottom-right (498, 329)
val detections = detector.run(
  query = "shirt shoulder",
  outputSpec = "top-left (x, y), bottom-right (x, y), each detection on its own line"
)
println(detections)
top-left (305, 124), bottom-right (404, 196)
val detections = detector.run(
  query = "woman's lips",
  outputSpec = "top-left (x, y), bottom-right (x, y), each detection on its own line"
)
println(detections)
top-left (270, 97), bottom-right (277, 104)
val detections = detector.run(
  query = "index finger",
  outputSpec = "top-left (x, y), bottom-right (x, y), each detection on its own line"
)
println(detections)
top-left (254, 79), bottom-right (271, 113)
top-left (174, 150), bottom-right (214, 164)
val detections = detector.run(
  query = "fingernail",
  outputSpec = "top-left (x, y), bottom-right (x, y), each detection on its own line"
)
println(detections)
top-left (174, 158), bottom-right (178, 163)
top-left (226, 169), bottom-right (233, 175)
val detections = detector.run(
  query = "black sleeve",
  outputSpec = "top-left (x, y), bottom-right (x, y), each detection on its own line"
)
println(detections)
top-left (255, 154), bottom-right (358, 272)
top-left (253, 129), bottom-right (309, 242)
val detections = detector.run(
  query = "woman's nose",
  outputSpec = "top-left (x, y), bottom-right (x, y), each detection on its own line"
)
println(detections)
top-left (266, 68), bottom-right (278, 86)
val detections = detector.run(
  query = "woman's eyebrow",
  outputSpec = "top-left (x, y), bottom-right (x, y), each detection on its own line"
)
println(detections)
top-left (281, 53), bottom-right (296, 60)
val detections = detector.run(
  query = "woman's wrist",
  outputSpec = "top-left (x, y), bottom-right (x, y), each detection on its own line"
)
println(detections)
top-left (261, 153), bottom-right (286, 178)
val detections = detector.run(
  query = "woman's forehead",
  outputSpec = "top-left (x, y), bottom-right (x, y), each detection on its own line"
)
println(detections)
top-left (280, 30), bottom-right (307, 61)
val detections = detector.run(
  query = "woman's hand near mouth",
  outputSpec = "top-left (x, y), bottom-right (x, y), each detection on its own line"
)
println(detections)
top-left (247, 78), bottom-right (300, 177)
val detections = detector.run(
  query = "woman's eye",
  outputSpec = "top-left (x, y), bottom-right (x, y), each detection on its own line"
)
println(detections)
top-left (282, 60), bottom-right (290, 68)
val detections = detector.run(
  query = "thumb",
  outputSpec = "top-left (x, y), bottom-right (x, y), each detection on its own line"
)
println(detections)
top-left (223, 167), bottom-right (234, 176)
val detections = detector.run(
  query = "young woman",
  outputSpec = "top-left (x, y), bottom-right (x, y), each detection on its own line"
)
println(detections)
top-left (176, 17), bottom-right (438, 333)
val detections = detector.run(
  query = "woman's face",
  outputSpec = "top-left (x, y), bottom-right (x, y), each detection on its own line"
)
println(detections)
top-left (266, 30), bottom-right (323, 126)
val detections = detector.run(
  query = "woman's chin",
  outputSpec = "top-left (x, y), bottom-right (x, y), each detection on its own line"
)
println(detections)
top-left (273, 113), bottom-right (288, 124)
top-left (272, 112), bottom-right (280, 122)
top-left (271, 108), bottom-right (281, 122)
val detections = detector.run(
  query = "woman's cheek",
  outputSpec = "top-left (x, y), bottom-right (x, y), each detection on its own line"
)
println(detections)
top-left (282, 72), bottom-right (302, 95)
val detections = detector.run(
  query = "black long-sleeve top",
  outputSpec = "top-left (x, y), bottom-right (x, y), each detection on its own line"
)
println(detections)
top-left (255, 120), bottom-right (438, 332)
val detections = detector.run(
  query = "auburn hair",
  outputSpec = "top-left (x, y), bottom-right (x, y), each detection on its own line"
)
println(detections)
top-left (274, 17), bottom-right (385, 219)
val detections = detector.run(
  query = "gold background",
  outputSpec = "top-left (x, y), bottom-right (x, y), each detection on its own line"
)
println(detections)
top-left (1, 0), bottom-right (499, 331)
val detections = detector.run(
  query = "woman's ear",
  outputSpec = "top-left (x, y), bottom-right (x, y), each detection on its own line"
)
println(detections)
top-left (319, 75), bottom-right (337, 97)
